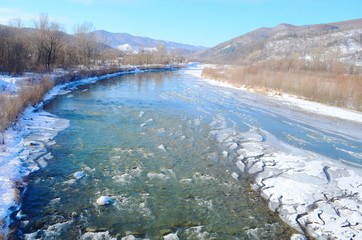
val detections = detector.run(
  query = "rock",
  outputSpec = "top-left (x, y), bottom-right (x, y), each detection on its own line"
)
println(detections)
top-left (86, 227), bottom-right (97, 232)
top-left (160, 229), bottom-right (172, 236)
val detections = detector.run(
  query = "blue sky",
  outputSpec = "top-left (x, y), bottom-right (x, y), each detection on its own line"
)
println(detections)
top-left (0, 0), bottom-right (361, 47)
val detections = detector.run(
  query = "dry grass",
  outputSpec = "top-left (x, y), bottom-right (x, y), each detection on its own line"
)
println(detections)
top-left (202, 62), bottom-right (362, 111)
top-left (0, 76), bottom-right (54, 132)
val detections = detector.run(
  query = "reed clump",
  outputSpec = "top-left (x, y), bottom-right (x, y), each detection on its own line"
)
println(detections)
top-left (0, 76), bottom-right (54, 132)
top-left (202, 59), bottom-right (362, 111)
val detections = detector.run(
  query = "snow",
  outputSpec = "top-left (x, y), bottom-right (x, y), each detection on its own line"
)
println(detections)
top-left (270, 94), bottom-right (362, 124)
top-left (209, 119), bottom-right (362, 239)
top-left (96, 196), bottom-right (113, 206)
top-left (117, 44), bottom-right (136, 54)
top-left (80, 231), bottom-right (117, 240)
top-left (143, 47), bottom-right (158, 53)
top-left (0, 75), bottom-right (22, 92)
top-left (163, 233), bottom-right (179, 240)
top-left (185, 64), bottom-right (362, 239)
top-left (185, 65), bottom-right (362, 124)
top-left (0, 107), bottom-right (69, 236)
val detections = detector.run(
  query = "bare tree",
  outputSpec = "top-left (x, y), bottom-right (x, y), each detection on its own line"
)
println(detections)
top-left (0, 20), bottom-right (31, 74)
top-left (73, 22), bottom-right (99, 67)
top-left (33, 14), bottom-right (64, 70)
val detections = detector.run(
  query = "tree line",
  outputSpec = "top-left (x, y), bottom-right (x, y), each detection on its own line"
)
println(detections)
top-left (0, 14), bottom-right (185, 75)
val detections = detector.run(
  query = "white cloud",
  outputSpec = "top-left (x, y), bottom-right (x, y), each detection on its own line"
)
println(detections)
top-left (0, 8), bottom-right (38, 25)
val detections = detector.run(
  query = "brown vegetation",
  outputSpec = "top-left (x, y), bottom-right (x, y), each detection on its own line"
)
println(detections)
top-left (202, 58), bottom-right (362, 111)
top-left (0, 15), bottom-right (186, 75)
top-left (0, 76), bottom-right (54, 132)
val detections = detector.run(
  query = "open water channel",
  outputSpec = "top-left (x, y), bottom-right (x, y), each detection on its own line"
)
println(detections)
top-left (13, 66), bottom-right (362, 239)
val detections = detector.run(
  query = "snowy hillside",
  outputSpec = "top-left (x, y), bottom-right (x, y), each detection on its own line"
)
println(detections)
top-left (96, 30), bottom-right (207, 55)
top-left (197, 18), bottom-right (362, 65)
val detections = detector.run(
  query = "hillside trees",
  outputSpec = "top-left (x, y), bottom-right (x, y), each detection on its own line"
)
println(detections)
top-left (0, 21), bottom-right (31, 74)
top-left (73, 22), bottom-right (99, 67)
top-left (0, 15), bottom-right (108, 74)
top-left (0, 14), bottom-right (185, 75)
top-left (122, 43), bottom-right (185, 66)
top-left (33, 14), bottom-right (64, 70)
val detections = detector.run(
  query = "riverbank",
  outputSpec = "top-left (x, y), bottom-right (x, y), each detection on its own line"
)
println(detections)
top-left (0, 65), bottom-right (183, 133)
top-left (196, 64), bottom-right (362, 124)
top-left (185, 64), bottom-right (362, 239)
top-left (201, 64), bottom-right (362, 112)
top-left (0, 65), bottom-right (182, 239)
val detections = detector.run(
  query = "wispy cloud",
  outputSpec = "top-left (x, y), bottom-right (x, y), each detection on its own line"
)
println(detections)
top-left (0, 8), bottom-right (70, 28)
top-left (0, 8), bottom-right (39, 25)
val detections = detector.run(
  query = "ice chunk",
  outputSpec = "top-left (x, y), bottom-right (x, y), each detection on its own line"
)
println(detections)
top-left (163, 233), bottom-right (179, 240)
top-left (80, 231), bottom-right (117, 240)
top-left (96, 196), bottom-right (113, 206)
top-left (74, 171), bottom-right (85, 179)
top-left (231, 172), bottom-right (240, 180)
top-left (236, 160), bottom-right (245, 172)
top-left (158, 144), bottom-right (166, 152)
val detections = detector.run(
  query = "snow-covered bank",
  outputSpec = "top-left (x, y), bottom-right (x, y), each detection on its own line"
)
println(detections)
top-left (0, 107), bottom-right (69, 236)
top-left (185, 65), bottom-right (362, 239)
top-left (0, 66), bottom-right (178, 237)
top-left (186, 64), bottom-right (362, 124)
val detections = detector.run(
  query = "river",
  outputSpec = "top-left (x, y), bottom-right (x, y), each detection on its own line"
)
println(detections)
top-left (13, 65), bottom-right (362, 239)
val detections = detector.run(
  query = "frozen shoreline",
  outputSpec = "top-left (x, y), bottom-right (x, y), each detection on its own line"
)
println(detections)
top-left (184, 64), bottom-right (362, 239)
top-left (186, 64), bottom-right (362, 124)
top-left (0, 67), bottom-right (178, 237)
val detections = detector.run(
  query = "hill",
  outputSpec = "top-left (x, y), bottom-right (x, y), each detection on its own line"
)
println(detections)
top-left (197, 18), bottom-right (362, 66)
top-left (95, 30), bottom-right (207, 55)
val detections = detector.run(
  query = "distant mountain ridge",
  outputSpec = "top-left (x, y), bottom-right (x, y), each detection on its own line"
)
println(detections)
top-left (196, 18), bottom-right (362, 65)
top-left (95, 30), bottom-right (207, 55)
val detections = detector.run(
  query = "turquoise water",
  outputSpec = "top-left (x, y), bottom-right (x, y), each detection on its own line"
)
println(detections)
top-left (14, 68), bottom-right (361, 239)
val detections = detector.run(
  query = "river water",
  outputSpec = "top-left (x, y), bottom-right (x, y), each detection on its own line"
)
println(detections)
top-left (14, 67), bottom-right (362, 239)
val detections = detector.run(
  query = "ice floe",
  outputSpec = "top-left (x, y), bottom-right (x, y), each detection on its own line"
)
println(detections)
top-left (73, 171), bottom-right (86, 179)
top-left (96, 196), bottom-right (113, 206)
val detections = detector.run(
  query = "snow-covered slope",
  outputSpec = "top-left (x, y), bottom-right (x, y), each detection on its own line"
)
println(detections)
top-left (197, 18), bottom-right (362, 65)
top-left (96, 30), bottom-right (207, 55)
top-left (116, 44), bottom-right (136, 54)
